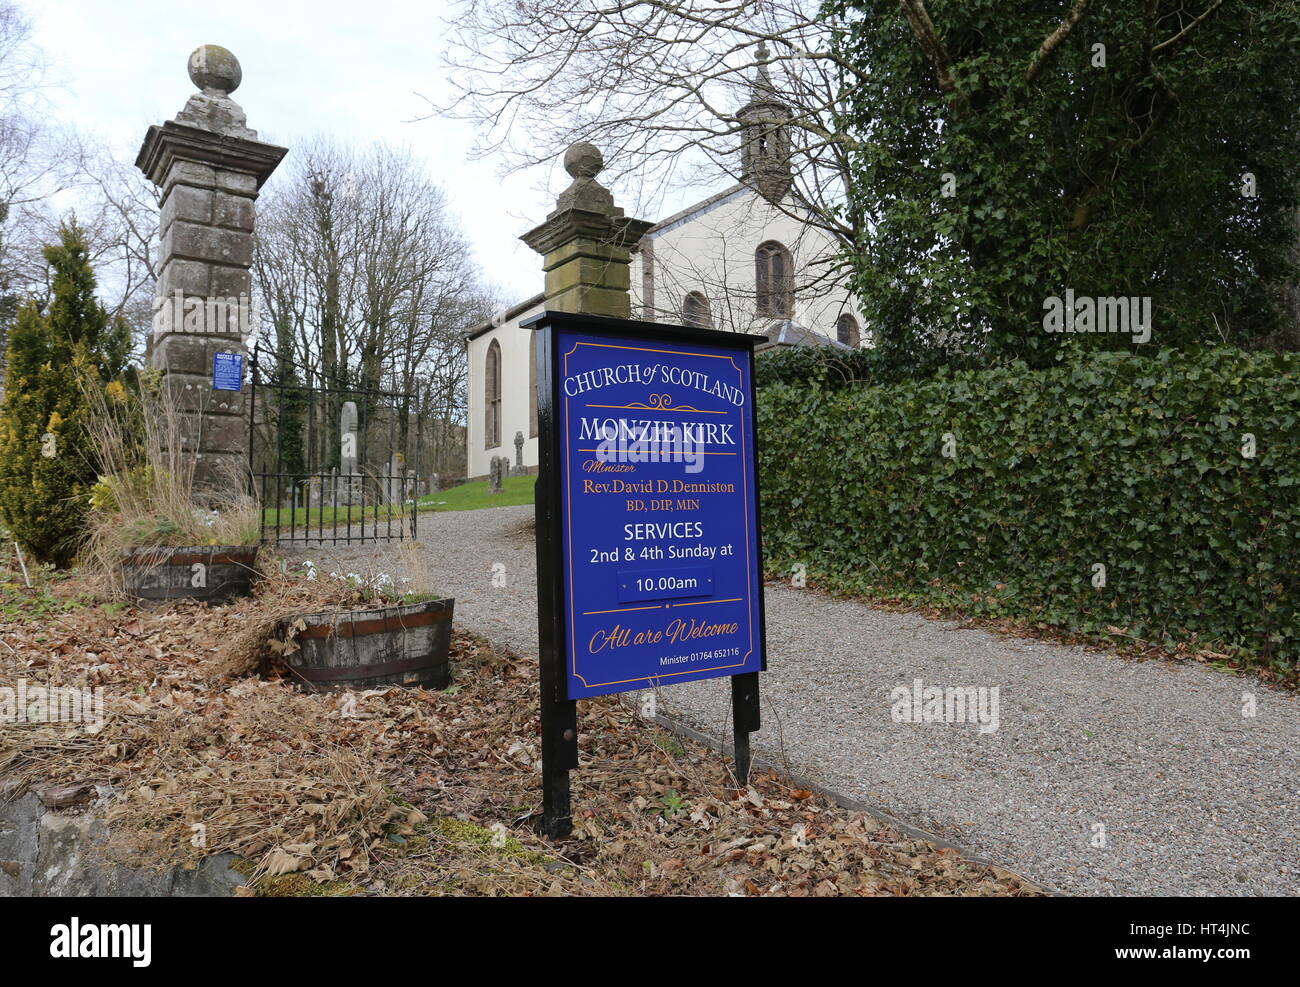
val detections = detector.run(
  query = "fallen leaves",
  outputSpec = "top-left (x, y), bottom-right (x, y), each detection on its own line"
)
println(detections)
top-left (1, 568), bottom-right (1045, 898)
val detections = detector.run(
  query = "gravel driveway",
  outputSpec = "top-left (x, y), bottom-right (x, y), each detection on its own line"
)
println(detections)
top-left (286, 503), bottom-right (1300, 897)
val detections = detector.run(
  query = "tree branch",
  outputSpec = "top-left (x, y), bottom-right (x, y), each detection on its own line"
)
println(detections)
top-left (1025, 0), bottom-right (1091, 84)
top-left (1152, 0), bottom-right (1225, 55)
top-left (898, 0), bottom-right (958, 95)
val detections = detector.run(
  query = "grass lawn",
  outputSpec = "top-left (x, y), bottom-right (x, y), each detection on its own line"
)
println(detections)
top-left (416, 474), bottom-right (535, 512)
top-left (261, 475), bottom-right (535, 526)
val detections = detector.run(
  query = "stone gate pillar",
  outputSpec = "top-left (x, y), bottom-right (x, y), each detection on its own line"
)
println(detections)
top-left (521, 143), bottom-right (652, 317)
top-left (135, 45), bottom-right (286, 501)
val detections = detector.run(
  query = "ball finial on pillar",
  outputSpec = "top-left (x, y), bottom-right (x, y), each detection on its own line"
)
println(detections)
top-left (188, 45), bottom-right (242, 95)
top-left (563, 142), bottom-right (604, 180)
top-left (522, 142), bottom-right (652, 318)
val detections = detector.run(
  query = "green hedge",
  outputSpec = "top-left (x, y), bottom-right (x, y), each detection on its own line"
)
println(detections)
top-left (756, 348), bottom-right (1300, 669)
top-left (755, 343), bottom-right (956, 391)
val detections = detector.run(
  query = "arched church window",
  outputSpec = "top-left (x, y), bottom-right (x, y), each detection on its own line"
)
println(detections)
top-left (682, 291), bottom-right (712, 329)
top-left (836, 313), bottom-right (861, 347)
top-left (485, 339), bottom-right (502, 449)
top-left (755, 241), bottom-right (793, 318)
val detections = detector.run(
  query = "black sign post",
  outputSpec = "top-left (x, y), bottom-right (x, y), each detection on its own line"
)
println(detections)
top-left (533, 311), bottom-right (580, 837)
top-left (529, 309), bottom-right (767, 839)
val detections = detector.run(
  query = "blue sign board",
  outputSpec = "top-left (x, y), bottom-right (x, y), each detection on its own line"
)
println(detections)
top-left (554, 326), bottom-right (765, 699)
top-left (212, 351), bottom-right (243, 391)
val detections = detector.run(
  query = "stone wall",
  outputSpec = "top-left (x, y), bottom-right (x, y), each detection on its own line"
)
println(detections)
top-left (0, 786), bottom-right (242, 897)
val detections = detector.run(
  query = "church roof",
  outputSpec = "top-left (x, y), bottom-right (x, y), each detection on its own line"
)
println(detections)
top-left (640, 183), bottom-right (750, 239)
top-left (754, 319), bottom-right (850, 352)
top-left (465, 293), bottom-right (545, 341)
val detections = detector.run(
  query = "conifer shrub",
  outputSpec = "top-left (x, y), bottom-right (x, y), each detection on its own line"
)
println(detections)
top-left (0, 224), bottom-right (132, 567)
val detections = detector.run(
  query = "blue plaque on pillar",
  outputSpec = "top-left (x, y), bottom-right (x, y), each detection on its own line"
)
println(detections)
top-left (213, 352), bottom-right (243, 391)
top-left (553, 326), bottom-right (765, 699)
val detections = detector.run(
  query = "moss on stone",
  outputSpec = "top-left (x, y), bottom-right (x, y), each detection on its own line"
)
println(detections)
top-left (229, 857), bottom-right (362, 897)
top-left (246, 872), bottom-right (363, 897)
top-left (426, 816), bottom-right (551, 866)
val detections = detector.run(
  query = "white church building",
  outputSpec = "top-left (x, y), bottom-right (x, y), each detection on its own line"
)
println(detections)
top-left (465, 48), bottom-right (865, 481)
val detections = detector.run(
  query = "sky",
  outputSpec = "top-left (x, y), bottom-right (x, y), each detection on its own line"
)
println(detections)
top-left (26, 0), bottom-right (696, 301)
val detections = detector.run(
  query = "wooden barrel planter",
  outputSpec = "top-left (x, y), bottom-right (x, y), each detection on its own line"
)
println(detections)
top-left (121, 545), bottom-right (259, 603)
top-left (280, 598), bottom-right (454, 692)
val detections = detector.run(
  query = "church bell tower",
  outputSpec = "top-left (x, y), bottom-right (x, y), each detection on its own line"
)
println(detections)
top-left (738, 42), bottom-right (793, 204)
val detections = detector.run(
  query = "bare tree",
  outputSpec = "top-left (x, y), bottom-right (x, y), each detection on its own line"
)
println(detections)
top-left (253, 139), bottom-right (498, 487)
top-left (0, 0), bottom-right (76, 213)
top-left (0, 0), bottom-right (86, 370)
top-left (437, 0), bottom-right (868, 262)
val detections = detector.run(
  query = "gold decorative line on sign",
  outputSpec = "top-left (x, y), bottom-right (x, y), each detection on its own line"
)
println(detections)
top-left (669, 597), bottom-right (744, 608)
top-left (586, 402), bottom-right (727, 414)
top-left (582, 604), bottom-right (663, 615)
top-left (587, 393), bottom-right (720, 413)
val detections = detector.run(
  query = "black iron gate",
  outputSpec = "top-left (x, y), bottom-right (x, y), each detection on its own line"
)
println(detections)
top-left (248, 346), bottom-right (420, 546)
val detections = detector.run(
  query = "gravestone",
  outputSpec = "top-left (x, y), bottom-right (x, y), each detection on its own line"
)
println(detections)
top-left (339, 401), bottom-right (360, 505)
top-left (339, 402), bottom-right (358, 471)
top-left (489, 456), bottom-right (507, 494)
top-left (136, 45), bottom-right (286, 503)
top-left (387, 453), bottom-right (405, 505)
top-left (514, 431), bottom-right (525, 473)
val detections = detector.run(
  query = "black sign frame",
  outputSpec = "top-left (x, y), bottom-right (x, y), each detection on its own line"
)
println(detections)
top-left (526, 309), bottom-right (768, 838)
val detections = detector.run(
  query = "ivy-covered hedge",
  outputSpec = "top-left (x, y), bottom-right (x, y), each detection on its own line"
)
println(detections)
top-left (754, 344), bottom-right (956, 391)
top-left (756, 348), bottom-right (1300, 669)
